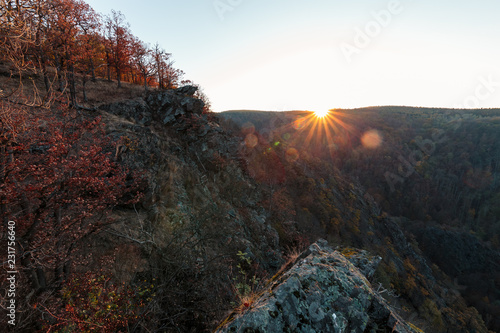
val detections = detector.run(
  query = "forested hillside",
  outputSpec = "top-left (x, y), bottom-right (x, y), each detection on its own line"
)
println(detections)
top-left (1, 1), bottom-right (499, 332)
top-left (220, 107), bottom-right (500, 331)
top-left (221, 107), bottom-right (500, 245)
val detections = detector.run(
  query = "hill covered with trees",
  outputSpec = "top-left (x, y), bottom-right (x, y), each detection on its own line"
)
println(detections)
top-left (1, 1), bottom-right (499, 332)
top-left (220, 106), bottom-right (500, 332)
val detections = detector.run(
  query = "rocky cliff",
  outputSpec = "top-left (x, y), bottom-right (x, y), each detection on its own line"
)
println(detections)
top-left (216, 240), bottom-right (421, 333)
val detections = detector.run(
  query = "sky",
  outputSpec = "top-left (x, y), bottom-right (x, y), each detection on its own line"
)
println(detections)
top-left (84, 0), bottom-right (500, 112)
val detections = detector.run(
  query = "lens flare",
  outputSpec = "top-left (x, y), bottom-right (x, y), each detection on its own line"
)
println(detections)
top-left (293, 117), bottom-right (306, 130)
top-left (244, 133), bottom-right (258, 148)
top-left (361, 130), bottom-right (382, 149)
top-left (314, 110), bottom-right (329, 118)
top-left (285, 148), bottom-right (300, 162)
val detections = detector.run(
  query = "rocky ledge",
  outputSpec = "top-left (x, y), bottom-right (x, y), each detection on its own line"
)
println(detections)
top-left (216, 240), bottom-right (422, 333)
top-left (99, 85), bottom-right (204, 126)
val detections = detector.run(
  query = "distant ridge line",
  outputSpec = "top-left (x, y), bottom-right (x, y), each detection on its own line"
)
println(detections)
top-left (221, 106), bottom-right (500, 113)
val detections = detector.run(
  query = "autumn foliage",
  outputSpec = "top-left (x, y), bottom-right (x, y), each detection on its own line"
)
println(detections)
top-left (0, 102), bottom-right (143, 330)
top-left (0, 0), bottom-right (185, 107)
top-left (46, 272), bottom-right (144, 332)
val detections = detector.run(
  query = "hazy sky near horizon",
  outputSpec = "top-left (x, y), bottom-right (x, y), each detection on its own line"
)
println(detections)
top-left (84, 0), bottom-right (500, 112)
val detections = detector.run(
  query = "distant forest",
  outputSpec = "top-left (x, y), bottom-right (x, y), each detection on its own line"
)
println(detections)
top-left (223, 107), bottom-right (500, 247)
top-left (221, 107), bottom-right (500, 331)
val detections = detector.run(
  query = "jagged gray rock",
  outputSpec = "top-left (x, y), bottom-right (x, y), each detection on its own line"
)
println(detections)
top-left (99, 88), bottom-right (204, 126)
top-left (336, 246), bottom-right (382, 281)
top-left (216, 240), bottom-right (421, 333)
top-left (175, 85), bottom-right (198, 96)
top-left (145, 89), bottom-right (204, 124)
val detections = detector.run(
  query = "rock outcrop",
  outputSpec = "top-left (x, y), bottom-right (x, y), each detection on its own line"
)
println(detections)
top-left (99, 85), bottom-right (204, 126)
top-left (216, 240), bottom-right (422, 333)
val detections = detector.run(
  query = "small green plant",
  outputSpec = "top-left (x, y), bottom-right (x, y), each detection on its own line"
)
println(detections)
top-left (231, 251), bottom-right (261, 311)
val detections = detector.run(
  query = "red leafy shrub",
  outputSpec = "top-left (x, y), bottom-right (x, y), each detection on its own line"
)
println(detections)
top-left (44, 272), bottom-right (144, 332)
top-left (0, 104), bottom-right (144, 330)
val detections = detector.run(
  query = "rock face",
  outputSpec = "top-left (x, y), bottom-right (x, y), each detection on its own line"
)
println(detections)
top-left (217, 240), bottom-right (421, 333)
top-left (145, 87), bottom-right (204, 125)
top-left (99, 86), bottom-right (204, 126)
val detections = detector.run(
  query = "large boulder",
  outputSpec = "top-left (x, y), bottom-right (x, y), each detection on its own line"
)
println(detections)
top-left (216, 240), bottom-right (422, 333)
top-left (99, 88), bottom-right (205, 126)
top-left (175, 85), bottom-right (198, 96)
top-left (145, 88), bottom-right (204, 125)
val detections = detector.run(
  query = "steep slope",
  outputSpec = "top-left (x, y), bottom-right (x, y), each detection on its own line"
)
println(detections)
top-left (95, 88), bottom-right (285, 331)
top-left (89, 91), bottom-right (489, 331)
top-left (2, 90), bottom-right (492, 332)
top-left (15, 92), bottom-right (486, 331)
top-left (218, 108), bottom-right (497, 332)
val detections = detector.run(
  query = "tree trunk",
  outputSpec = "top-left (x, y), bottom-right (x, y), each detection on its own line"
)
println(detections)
top-left (117, 67), bottom-right (121, 88)
top-left (41, 62), bottom-right (50, 94)
top-left (68, 65), bottom-right (77, 107)
top-left (55, 57), bottom-right (65, 92)
top-left (90, 59), bottom-right (96, 82)
top-left (82, 74), bottom-right (88, 102)
top-left (106, 51), bottom-right (112, 82)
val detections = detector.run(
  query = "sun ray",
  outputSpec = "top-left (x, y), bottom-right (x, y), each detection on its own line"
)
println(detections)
top-left (248, 109), bottom-right (362, 167)
top-left (314, 110), bottom-right (329, 118)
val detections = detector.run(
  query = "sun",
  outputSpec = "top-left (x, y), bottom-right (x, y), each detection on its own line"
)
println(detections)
top-left (314, 110), bottom-right (329, 118)
top-left (283, 109), bottom-right (358, 162)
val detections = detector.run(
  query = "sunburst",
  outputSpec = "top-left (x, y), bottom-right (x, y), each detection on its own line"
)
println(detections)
top-left (243, 109), bottom-right (359, 169)
top-left (295, 109), bottom-right (358, 155)
top-left (314, 110), bottom-right (329, 118)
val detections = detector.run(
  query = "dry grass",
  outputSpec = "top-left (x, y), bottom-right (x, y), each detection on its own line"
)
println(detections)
top-left (0, 61), bottom-right (145, 108)
top-left (233, 291), bottom-right (261, 313)
top-left (270, 247), bottom-right (303, 282)
top-left (215, 247), bottom-right (305, 330)
top-left (77, 79), bottom-right (144, 107)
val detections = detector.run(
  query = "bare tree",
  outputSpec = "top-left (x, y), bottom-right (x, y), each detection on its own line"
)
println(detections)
top-left (130, 37), bottom-right (155, 91)
top-left (0, 0), bottom-right (47, 104)
top-left (105, 9), bottom-right (131, 88)
top-left (152, 42), bottom-right (183, 90)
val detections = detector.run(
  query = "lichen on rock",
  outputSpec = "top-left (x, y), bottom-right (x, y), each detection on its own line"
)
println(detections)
top-left (216, 240), bottom-right (421, 333)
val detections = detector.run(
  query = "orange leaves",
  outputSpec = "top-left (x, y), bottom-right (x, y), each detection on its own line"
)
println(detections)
top-left (2, 0), bottom-right (184, 105)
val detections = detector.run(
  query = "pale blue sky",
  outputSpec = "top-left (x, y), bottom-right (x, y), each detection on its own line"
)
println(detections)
top-left (85, 0), bottom-right (500, 112)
